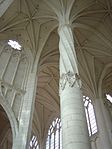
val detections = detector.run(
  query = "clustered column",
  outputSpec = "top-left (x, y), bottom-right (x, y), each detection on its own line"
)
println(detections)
top-left (58, 24), bottom-right (91, 149)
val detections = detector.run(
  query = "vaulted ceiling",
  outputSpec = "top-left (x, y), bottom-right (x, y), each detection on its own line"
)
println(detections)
top-left (0, 0), bottom-right (112, 142)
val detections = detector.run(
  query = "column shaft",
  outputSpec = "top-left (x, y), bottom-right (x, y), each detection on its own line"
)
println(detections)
top-left (12, 72), bottom-right (37, 149)
top-left (94, 98), bottom-right (112, 149)
top-left (58, 24), bottom-right (91, 149)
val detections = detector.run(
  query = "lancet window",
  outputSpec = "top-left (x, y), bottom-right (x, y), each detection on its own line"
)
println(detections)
top-left (46, 118), bottom-right (62, 149)
top-left (83, 96), bottom-right (98, 136)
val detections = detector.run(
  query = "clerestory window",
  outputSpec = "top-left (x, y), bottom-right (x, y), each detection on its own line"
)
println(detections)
top-left (29, 135), bottom-right (39, 149)
top-left (106, 94), bottom-right (112, 103)
top-left (46, 118), bottom-right (62, 149)
top-left (83, 96), bottom-right (98, 136)
top-left (8, 40), bottom-right (21, 50)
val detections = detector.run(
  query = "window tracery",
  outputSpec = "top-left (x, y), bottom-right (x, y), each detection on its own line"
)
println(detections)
top-left (8, 40), bottom-right (21, 50)
top-left (105, 94), bottom-right (112, 119)
top-left (46, 118), bottom-right (62, 149)
top-left (106, 94), bottom-right (112, 103)
top-left (83, 96), bottom-right (98, 136)
top-left (29, 135), bottom-right (39, 149)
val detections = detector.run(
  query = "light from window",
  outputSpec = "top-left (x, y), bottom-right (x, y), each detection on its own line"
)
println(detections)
top-left (83, 96), bottom-right (98, 136)
top-left (46, 118), bottom-right (62, 149)
top-left (106, 94), bottom-right (112, 103)
top-left (29, 135), bottom-right (39, 149)
top-left (8, 40), bottom-right (21, 50)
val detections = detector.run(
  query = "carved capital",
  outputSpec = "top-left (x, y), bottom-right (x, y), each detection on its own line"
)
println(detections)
top-left (60, 71), bottom-right (81, 91)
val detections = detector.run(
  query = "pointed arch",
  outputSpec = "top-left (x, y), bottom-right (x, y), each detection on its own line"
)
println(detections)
top-left (46, 117), bottom-right (62, 149)
top-left (0, 95), bottom-right (18, 141)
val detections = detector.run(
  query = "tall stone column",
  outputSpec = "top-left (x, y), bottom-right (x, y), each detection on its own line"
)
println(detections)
top-left (58, 24), bottom-right (91, 149)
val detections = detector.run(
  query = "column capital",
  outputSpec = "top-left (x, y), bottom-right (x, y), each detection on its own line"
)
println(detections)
top-left (59, 71), bottom-right (82, 93)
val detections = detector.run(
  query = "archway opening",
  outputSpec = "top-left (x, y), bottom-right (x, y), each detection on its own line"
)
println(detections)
top-left (0, 105), bottom-right (13, 149)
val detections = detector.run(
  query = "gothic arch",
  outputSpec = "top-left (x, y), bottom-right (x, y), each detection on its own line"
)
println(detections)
top-left (0, 95), bottom-right (18, 141)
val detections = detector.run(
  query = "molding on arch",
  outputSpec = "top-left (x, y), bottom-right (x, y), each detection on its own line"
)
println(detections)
top-left (0, 94), bottom-right (18, 139)
top-left (98, 63), bottom-right (112, 97)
